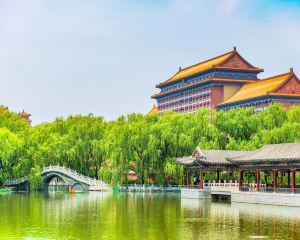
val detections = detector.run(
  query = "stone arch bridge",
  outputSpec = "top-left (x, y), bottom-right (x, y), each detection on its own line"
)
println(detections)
top-left (3, 165), bottom-right (110, 192)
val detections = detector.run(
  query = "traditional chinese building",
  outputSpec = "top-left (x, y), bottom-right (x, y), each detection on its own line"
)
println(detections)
top-left (151, 48), bottom-right (300, 113)
top-left (0, 106), bottom-right (9, 113)
top-left (219, 69), bottom-right (300, 110)
top-left (176, 143), bottom-right (300, 206)
top-left (127, 170), bottom-right (137, 181)
top-left (177, 143), bottom-right (300, 193)
top-left (19, 110), bottom-right (32, 126)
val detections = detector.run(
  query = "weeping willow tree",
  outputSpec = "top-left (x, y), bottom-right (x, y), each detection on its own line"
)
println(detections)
top-left (0, 103), bottom-right (299, 188)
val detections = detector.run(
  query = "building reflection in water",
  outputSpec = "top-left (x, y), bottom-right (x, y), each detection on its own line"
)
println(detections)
top-left (181, 198), bottom-right (300, 239)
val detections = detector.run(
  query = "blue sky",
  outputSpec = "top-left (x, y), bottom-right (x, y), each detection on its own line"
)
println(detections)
top-left (1, 0), bottom-right (300, 124)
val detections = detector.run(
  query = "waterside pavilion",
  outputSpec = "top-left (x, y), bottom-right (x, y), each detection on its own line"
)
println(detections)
top-left (177, 143), bottom-right (300, 206)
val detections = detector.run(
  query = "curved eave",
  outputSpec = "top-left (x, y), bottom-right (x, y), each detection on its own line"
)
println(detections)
top-left (214, 66), bottom-right (263, 73)
top-left (155, 69), bottom-right (215, 88)
top-left (176, 157), bottom-right (197, 166)
top-left (210, 78), bottom-right (256, 83)
top-left (152, 78), bottom-right (253, 99)
top-left (218, 93), bottom-right (300, 108)
top-left (269, 93), bottom-right (300, 98)
top-left (201, 161), bottom-right (234, 166)
top-left (177, 158), bottom-right (234, 166)
top-left (156, 67), bottom-right (263, 88)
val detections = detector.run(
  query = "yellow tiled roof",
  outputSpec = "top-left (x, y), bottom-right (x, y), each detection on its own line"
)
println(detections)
top-left (157, 49), bottom-right (263, 87)
top-left (147, 106), bottom-right (158, 115)
top-left (158, 51), bottom-right (234, 86)
top-left (220, 72), bottom-right (292, 105)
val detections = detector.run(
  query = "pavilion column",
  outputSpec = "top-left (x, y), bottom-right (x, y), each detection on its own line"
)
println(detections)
top-left (256, 168), bottom-right (260, 192)
top-left (217, 171), bottom-right (220, 182)
top-left (273, 168), bottom-right (277, 193)
top-left (184, 168), bottom-right (188, 186)
top-left (230, 168), bottom-right (234, 183)
top-left (199, 168), bottom-right (204, 189)
top-left (280, 170), bottom-right (284, 188)
top-left (238, 169), bottom-right (243, 191)
top-left (264, 171), bottom-right (268, 186)
top-left (292, 168), bottom-right (296, 193)
top-left (288, 170), bottom-right (291, 187)
top-left (186, 169), bottom-right (190, 187)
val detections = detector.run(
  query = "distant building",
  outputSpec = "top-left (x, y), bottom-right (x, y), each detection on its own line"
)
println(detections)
top-left (127, 170), bottom-right (137, 181)
top-left (18, 110), bottom-right (32, 126)
top-left (0, 106), bottom-right (9, 113)
top-left (151, 47), bottom-right (300, 113)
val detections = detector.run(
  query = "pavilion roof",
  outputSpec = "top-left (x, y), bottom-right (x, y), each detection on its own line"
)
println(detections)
top-left (19, 110), bottom-right (31, 117)
top-left (156, 48), bottom-right (262, 88)
top-left (219, 71), bottom-right (294, 106)
top-left (228, 143), bottom-right (300, 163)
top-left (176, 147), bottom-right (251, 166)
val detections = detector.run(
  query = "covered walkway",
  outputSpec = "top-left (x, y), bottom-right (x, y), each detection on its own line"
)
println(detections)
top-left (177, 143), bottom-right (300, 194)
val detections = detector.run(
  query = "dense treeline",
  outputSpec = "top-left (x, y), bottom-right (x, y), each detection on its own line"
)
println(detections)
top-left (0, 104), bottom-right (300, 188)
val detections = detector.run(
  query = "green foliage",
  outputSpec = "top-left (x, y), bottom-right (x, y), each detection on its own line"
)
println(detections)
top-left (0, 103), bottom-right (299, 187)
top-left (29, 167), bottom-right (43, 190)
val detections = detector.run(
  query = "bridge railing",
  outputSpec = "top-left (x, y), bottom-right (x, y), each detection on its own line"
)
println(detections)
top-left (3, 165), bottom-right (109, 190)
top-left (3, 176), bottom-right (29, 186)
top-left (43, 165), bottom-right (108, 187)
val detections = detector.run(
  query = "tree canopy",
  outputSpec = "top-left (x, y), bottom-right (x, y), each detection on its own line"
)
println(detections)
top-left (0, 104), bottom-right (299, 187)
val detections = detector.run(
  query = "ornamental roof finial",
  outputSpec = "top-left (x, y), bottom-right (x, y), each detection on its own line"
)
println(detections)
top-left (179, 66), bottom-right (182, 71)
top-left (233, 46), bottom-right (237, 51)
top-left (290, 67), bottom-right (294, 73)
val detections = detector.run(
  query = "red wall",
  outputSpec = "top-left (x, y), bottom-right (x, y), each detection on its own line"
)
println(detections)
top-left (211, 85), bottom-right (224, 108)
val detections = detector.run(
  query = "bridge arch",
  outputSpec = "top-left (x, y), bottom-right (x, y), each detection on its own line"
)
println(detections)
top-left (4, 165), bottom-right (109, 192)
top-left (42, 172), bottom-right (69, 192)
top-left (43, 173), bottom-right (67, 185)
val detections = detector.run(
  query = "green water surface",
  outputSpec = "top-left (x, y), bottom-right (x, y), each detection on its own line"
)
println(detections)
top-left (0, 192), bottom-right (300, 239)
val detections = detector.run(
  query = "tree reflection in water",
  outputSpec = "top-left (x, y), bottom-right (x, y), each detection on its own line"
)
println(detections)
top-left (0, 193), bottom-right (300, 239)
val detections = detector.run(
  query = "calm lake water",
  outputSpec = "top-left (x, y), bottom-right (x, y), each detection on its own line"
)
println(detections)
top-left (1, 192), bottom-right (300, 240)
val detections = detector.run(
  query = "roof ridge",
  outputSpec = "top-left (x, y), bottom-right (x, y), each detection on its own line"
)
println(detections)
top-left (218, 50), bottom-right (257, 68)
top-left (178, 50), bottom-right (234, 72)
top-left (157, 50), bottom-right (235, 87)
top-left (242, 72), bottom-right (290, 87)
top-left (157, 49), bottom-right (263, 87)
top-left (260, 72), bottom-right (291, 82)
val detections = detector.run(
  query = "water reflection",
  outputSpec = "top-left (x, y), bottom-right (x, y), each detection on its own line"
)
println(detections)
top-left (0, 192), bottom-right (300, 239)
top-left (181, 198), bottom-right (300, 239)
